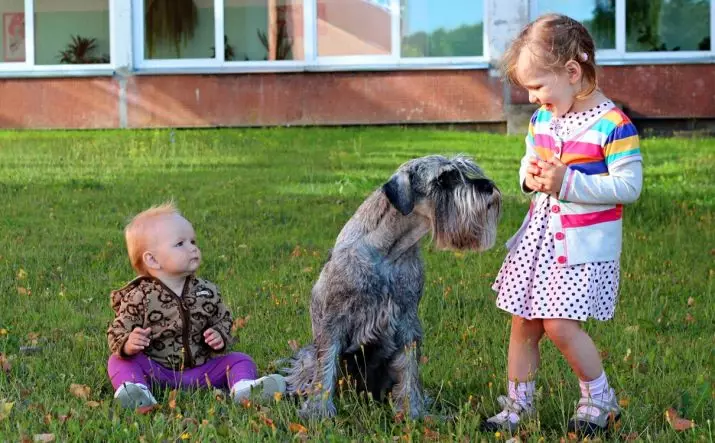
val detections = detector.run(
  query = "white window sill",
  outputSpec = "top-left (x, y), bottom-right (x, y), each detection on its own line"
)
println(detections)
top-left (0, 66), bottom-right (115, 79)
top-left (0, 55), bottom-right (712, 78)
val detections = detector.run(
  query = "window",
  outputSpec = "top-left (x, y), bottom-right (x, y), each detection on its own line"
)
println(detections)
top-left (625, 0), bottom-right (710, 52)
top-left (531, 0), bottom-right (714, 60)
top-left (225, 0), bottom-right (304, 61)
top-left (134, 0), bottom-right (486, 70)
top-left (401, 0), bottom-right (484, 57)
top-left (0, 0), bottom-right (112, 70)
top-left (36, 0), bottom-right (110, 65)
top-left (144, 0), bottom-right (214, 60)
top-left (318, 0), bottom-right (391, 57)
top-left (533, 0), bottom-right (616, 50)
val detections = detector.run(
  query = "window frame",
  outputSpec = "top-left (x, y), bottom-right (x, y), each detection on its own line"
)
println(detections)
top-left (529, 0), bottom-right (715, 65)
top-left (0, 0), bottom-right (115, 77)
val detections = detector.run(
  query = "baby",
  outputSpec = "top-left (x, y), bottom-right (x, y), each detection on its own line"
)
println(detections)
top-left (106, 202), bottom-right (285, 408)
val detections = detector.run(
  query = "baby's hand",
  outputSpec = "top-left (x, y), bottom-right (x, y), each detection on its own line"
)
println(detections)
top-left (203, 328), bottom-right (225, 351)
top-left (123, 327), bottom-right (151, 356)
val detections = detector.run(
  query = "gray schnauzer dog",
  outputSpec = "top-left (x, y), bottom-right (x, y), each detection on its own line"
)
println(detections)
top-left (283, 155), bottom-right (501, 419)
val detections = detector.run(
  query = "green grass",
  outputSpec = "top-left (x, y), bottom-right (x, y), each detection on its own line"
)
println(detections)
top-left (0, 128), bottom-right (712, 442)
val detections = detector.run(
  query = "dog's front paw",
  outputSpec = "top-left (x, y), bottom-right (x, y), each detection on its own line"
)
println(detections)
top-left (299, 397), bottom-right (337, 420)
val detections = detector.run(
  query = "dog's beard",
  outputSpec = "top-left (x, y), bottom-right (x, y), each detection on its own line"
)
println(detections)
top-left (433, 184), bottom-right (500, 251)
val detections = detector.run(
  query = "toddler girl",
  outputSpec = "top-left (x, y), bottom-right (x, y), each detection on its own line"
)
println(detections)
top-left (484, 14), bottom-right (643, 438)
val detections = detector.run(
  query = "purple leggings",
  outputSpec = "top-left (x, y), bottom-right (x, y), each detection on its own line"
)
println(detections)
top-left (107, 352), bottom-right (257, 391)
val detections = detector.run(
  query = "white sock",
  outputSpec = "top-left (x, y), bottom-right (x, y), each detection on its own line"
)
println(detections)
top-left (509, 380), bottom-right (535, 408)
top-left (578, 371), bottom-right (615, 417)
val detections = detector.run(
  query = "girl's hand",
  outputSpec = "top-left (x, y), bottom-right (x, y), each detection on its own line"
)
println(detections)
top-left (203, 328), bottom-right (225, 350)
top-left (123, 327), bottom-right (151, 355)
top-left (524, 158), bottom-right (542, 192)
top-left (532, 156), bottom-right (568, 195)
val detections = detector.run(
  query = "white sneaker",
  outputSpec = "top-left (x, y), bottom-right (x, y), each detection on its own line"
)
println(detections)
top-left (114, 382), bottom-right (157, 409)
top-left (232, 374), bottom-right (286, 403)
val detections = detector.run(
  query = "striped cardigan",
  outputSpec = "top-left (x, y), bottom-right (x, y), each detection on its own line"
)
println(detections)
top-left (506, 103), bottom-right (643, 266)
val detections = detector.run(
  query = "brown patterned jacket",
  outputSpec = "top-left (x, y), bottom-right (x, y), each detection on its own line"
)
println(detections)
top-left (107, 275), bottom-right (234, 370)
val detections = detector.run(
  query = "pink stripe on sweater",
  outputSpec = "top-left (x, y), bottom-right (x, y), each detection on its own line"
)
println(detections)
top-left (561, 206), bottom-right (622, 228)
top-left (564, 140), bottom-right (603, 157)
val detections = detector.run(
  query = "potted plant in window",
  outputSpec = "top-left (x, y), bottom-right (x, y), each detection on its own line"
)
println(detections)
top-left (145, 0), bottom-right (198, 57)
top-left (58, 35), bottom-right (109, 64)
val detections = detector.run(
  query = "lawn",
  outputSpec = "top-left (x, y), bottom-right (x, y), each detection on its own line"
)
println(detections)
top-left (0, 128), bottom-right (712, 442)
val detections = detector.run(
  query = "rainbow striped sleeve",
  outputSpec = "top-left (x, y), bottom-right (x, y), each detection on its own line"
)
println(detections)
top-left (602, 109), bottom-right (642, 166)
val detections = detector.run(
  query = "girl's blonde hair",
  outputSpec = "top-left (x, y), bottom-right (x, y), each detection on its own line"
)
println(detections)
top-left (501, 13), bottom-right (598, 98)
top-left (124, 201), bottom-right (180, 275)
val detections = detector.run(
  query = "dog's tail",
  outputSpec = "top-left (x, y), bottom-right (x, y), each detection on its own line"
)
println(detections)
top-left (278, 344), bottom-right (317, 396)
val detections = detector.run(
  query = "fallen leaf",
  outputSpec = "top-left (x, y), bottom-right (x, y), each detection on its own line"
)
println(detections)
top-left (17, 268), bottom-right (27, 280)
top-left (85, 401), bottom-right (101, 408)
top-left (0, 353), bottom-right (10, 374)
top-left (33, 434), bottom-right (55, 443)
top-left (291, 245), bottom-right (302, 257)
top-left (17, 287), bottom-right (30, 296)
top-left (665, 408), bottom-right (695, 431)
top-left (288, 340), bottom-right (300, 351)
top-left (0, 401), bottom-right (14, 421)
top-left (423, 427), bottom-right (439, 440)
top-left (289, 422), bottom-right (308, 434)
top-left (393, 411), bottom-right (405, 423)
top-left (27, 332), bottom-right (39, 343)
top-left (231, 316), bottom-right (250, 332)
top-left (619, 397), bottom-right (630, 408)
top-left (302, 267), bottom-right (313, 273)
top-left (43, 414), bottom-right (52, 425)
top-left (168, 389), bottom-right (178, 410)
top-left (260, 414), bottom-right (275, 428)
top-left (137, 404), bottom-right (160, 414)
top-left (685, 313), bottom-right (695, 324)
top-left (69, 383), bottom-right (91, 400)
top-left (567, 432), bottom-right (579, 441)
top-left (621, 432), bottom-right (640, 441)
top-left (687, 297), bottom-right (695, 307)
top-left (420, 355), bottom-right (429, 365)
top-left (0, 328), bottom-right (8, 336)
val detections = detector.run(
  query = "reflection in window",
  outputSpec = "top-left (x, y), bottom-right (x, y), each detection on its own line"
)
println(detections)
top-left (1, 0), bottom-right (26, 63)
top-left (317, 0), bottom-right (392, 56)
top-left (35, 0), bottom-right (110, 65)
top-left (534, 0), bottom-right (616, 50)
top-left (626, 0), bottom-right (711, 51)
top-left (401, 0), bottom-right (483, 57)
top-left (224, 0), bottom-right (303, 61)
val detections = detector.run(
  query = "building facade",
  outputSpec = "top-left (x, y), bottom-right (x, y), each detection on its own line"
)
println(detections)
top-left (0, 0), bottom-right (713, 131)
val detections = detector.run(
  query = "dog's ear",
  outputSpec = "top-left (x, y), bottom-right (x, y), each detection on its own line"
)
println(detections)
top-left (383, 171), bottom-right (414, 215)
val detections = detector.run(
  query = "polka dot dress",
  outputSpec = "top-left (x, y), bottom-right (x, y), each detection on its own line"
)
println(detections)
top-left (492, 101), bottom-right (620, 322)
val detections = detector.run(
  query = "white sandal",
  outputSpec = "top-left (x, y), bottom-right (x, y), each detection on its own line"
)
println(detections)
top-left (481, 395), bottom-right (535, 433)
top-left (567, 390), bottom-right (621, 437)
